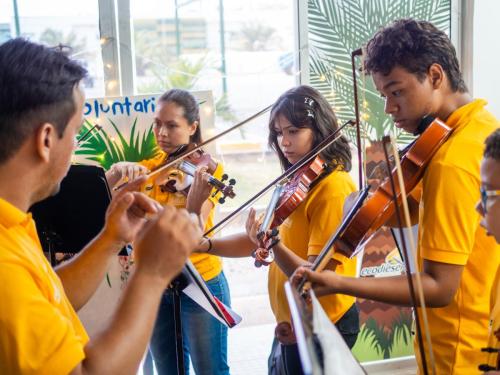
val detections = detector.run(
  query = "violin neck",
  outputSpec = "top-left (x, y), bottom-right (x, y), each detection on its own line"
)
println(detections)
top-left (259, 184), bottom-right (285, 237)
top-left (178, 160), bottom-right (225, 191)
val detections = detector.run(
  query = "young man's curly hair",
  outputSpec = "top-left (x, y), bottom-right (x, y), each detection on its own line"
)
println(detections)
top-left (363, 19), bottom-right (467, 93)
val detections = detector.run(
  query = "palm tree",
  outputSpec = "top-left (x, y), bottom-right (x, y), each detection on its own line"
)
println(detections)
top-left (39, 28), bottom-right (88, 58)
top-left (238, 22), bottom-right (277, 51)
top-left (308, 0), bottom-right (450, 143)
top-left (76, 118), bottom-right (159, 170)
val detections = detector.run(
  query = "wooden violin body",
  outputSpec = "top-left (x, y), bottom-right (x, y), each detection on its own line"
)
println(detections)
top-left (144, 143), bottom-right (236, 203)
top-left (271, 156), bottom-right (326, 228)
top-left (334, 117), bottom-right (453, 258)
top-left (254, 155), bottom-right (327, 267)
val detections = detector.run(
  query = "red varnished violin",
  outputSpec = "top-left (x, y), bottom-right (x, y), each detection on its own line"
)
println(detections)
top-left (297, 116), bottom-right (453, 289)
top-left (253, 155), bottom-right (327, 267)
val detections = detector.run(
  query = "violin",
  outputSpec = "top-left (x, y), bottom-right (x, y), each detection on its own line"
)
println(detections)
top-left (253, 155), bottom-right (327, 267)
top-left (332, 116), bottom-right (453, 259)
top-left (296, 116), bottom-right (453, 290)
top-left (143, 143), bottom-right (236, 204)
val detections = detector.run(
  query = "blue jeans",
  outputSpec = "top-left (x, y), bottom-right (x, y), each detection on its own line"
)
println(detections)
top-left (150, 272), bottom-right (231, 375)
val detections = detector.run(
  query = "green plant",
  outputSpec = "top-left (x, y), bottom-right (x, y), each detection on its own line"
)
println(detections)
top-left (389, 323), bottom-right (414, 357)
top-left (308, 0), bottom-right (450, 143)
top-left (352, 311), bottom-right (413, 360)
top-left (352, 324), bottom-right (384, 361)
top-left (76, 118), bottom-right (159, 169)
top-left (38, 28), bottom-right (88, 57)
top-left (238, 22), bottom-right (277, 51)
top-left (216, 93), bottom-right (238, 123)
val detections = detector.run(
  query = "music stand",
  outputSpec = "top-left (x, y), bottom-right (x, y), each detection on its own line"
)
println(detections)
top-left (284, 282), bottom-right (366, 375)
top-left (29, 164), bottom-right (119, 265)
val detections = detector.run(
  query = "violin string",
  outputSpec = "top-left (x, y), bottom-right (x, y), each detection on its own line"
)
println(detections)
top-left (387, 136), bottom-right (436, 375)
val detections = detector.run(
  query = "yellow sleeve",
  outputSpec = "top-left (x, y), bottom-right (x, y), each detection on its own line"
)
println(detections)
top-left (306, 179), bottom-right (351, 263)
top-left (420, 162), bottom-right (480, 265)
top-left (138, 152), bottom-right (165, 171)
top-left (0, 264), bottom-right (85, 375)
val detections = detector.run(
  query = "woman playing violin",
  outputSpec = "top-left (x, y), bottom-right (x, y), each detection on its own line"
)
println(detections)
top-left (106, 89), bottom-right (231, 375)
top-left (196, 85), bottom-right (359, 374)
top-left (293, 19), bottom-right (500, 375)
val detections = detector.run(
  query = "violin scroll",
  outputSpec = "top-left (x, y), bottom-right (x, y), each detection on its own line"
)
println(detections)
top-left (210, 173), bottom-right (236, 204)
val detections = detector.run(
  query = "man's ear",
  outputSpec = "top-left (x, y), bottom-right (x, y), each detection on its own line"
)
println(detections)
top-left (428, 63), bottom-right (445, 89)
top-left (34, 123), bottom-right (55, 162)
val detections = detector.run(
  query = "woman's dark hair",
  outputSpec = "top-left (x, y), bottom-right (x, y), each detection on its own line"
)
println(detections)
top-left (364, 19), bottom-right (467, 93)
top-left (0, 38), bottom-right (87, 164)
top-left (484, 129), bottom-right (500, 161)
top-left (158, 88), bottom-right (202, 144)
top-left (268, 85), bottom-right (352, 173)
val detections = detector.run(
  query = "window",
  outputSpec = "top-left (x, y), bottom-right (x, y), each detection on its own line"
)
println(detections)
top-left (0, 0), bottom-right (105, 97)
top-left (473, 0), bottom-right (500, 118)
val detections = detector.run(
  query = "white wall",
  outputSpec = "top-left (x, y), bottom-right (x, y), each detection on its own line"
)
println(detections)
top-left (473, 0), bottom-right (500, 118)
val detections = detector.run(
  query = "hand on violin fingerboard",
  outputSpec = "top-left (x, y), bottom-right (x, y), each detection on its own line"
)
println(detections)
top-left (245, 208), bottom-right (263, 246)
top-left (185, 166), bottom-right (212, 215)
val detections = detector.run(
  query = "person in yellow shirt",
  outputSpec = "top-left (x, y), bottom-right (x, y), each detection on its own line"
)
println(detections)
top-left (0, 38), bottom-right (201, 375)
top-left (293, 19), bottom-right (500, 374)
top-left (195, 85), bottom-right (359, 374)
top-left (106, 89), bottom-right (230, 375)
top-left (476, 129), bottom-right (500, 374)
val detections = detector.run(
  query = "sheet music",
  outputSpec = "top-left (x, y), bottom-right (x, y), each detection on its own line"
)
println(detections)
top-left (311, 294), bottom-right (365, 375)
top-left (182, 260), bottom-right (242, 328)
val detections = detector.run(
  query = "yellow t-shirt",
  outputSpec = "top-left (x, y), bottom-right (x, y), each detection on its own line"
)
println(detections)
top-left (0, 198), bottom-right (89, 375)
top-left (484, 267), bottom-right (500, 370)
top-left (416, 99), bottom-right (500, 374)
top-left (268, 169), bottom-right (358, 324)
top-left (140, 151), bottom-right (223, 281)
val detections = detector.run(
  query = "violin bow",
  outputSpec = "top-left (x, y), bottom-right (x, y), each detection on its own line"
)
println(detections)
top-left (114, 104), bottom-right (273, 191)
top-left (382, 135), bottom-right (436, 375)
top-left (351, 48), bottom-right (364, 189)
top-left (76, 123), bottom-right (103, 147)
top-left (296, 184), bottom-right (371, 292)
top-left (203, 119), bottom-right (356, 238)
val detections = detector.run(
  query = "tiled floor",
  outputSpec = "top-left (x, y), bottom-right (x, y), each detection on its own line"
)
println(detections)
top-left (227, 323), bottom-right (275, 374)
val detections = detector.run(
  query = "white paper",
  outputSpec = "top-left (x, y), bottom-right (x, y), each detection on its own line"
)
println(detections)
top-left (311, 294), bottom-right (366, 375)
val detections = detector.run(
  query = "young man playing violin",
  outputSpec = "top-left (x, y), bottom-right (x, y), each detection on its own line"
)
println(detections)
top-left (294, 19), bottom-right (500, 374)
top-left (0, 38), bottom-right (201, 374)
top-left (476, 129), bottom-right (500, 374)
